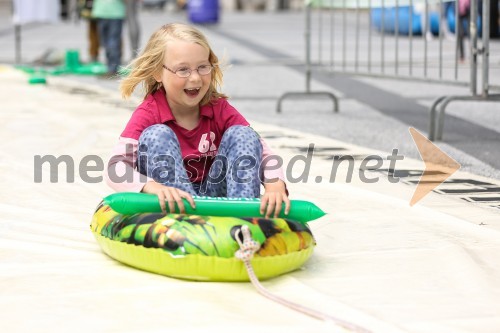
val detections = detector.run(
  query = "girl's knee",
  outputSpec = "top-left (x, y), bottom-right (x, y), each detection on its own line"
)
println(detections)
top-left (221, 126), bottom-right (262, 162)
top-left (224, 125), bottom-right (260, 144)
top-left (139, 124), bottom-right (176, 142)
top-left (138, 125), bottom-right (180, 157)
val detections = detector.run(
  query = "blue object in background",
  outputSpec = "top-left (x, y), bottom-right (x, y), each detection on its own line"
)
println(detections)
top-left (446, 6), bottom-right (482, 35)
top-left (188, 0), bottom-right (219, 24)
top-left (371, 6), bottom-right (439, 35)
top-left (370, 5), bottom-right (482, 36)
top-left (430, 11), bottom-right (440, 34)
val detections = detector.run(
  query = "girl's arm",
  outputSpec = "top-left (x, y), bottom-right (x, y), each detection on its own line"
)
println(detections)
top-left (259, 138), bottom-right (290, 218)
top-left (104, 137), bottom-right (195, 213)
top-left (260, 138), bottom-right (286, 183)
top-left (103, 137), bottom-right (153, 192)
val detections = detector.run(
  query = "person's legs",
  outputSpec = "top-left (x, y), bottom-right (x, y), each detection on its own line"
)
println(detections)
top-left (106, 18), bottom-right (123, 73)
top-left (126, 0), bottom-right (140, 58)
top-left (416, 2), bottom-right (433, 40)
top-left (201, 125), bottom-right (262, 198)
top-left (89, 19), bottom-right (100, 62)
top-left (137, 124), bottom-right (196, 195)
top-left (457, 15), bottom-right (467, 61)
top-left (97, 19), bottom-right (110, 65)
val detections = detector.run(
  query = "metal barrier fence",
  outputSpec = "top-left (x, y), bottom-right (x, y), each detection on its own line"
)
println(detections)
top-left (277, 0), bottom-right (500, 141)
top-left (11, 0), bottom-right (80, 64)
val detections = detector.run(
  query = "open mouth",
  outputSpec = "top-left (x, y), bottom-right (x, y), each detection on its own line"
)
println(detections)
top-left (184, 88), bottom-right (200, 97)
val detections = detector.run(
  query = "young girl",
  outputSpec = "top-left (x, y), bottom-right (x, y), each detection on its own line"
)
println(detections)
top-left (104, 23), bottom-right (289, 217)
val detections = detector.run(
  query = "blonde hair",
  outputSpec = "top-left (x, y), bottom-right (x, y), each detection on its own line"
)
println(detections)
top-left (120, 23), bottom-right (227, 105)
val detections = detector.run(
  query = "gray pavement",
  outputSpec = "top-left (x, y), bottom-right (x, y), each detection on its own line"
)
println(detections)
top-left (0, 11), bottom-right (500, 179)
top-left (1, 8), bottom-right (499, 187)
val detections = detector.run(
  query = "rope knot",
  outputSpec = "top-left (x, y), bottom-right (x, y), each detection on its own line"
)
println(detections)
top-left (235, 225), bottom-right (260, 261)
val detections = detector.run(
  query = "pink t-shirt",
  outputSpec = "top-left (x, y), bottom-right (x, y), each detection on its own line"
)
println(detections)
top-left (105, 88), bottom-right (285, 192)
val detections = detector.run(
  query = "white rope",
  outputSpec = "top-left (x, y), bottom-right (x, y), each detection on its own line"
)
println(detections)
top-left (235, 225), bottom-right (373, 333)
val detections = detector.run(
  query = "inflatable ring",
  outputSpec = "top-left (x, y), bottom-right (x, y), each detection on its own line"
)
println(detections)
top-left (91, 193), bottom-right (323, 281)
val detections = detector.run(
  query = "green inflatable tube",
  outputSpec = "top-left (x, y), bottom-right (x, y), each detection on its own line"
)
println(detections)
top-left (103, 192), bottom-right (325, 224)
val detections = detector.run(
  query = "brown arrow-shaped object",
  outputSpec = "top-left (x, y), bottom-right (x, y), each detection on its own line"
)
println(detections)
top-left (409, 127), bottom-right (461, 206)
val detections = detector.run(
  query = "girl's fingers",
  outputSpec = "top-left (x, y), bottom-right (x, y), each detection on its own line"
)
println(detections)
top-left (265, 196), bottom-right (276, 218)
top-left (159, 186), bottom-right (289, 217)
top-left (164, 190), bottom-right (176, 213)
top-left (283, 196), bottom-right (291, 215)
top-left (273, 194), bottom-right (283, 218)
top-left (147, 184), bottom-right (193, 214)
top-left (171, 189), bottom-right (185, 214)
top-left (180, 191), bottom-right (196, 210)
top-left (260, 196), bottom-right (268, 215)
top-left (157, 191), bottom-right (166, 213)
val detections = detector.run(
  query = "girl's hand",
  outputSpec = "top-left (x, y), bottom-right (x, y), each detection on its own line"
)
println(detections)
top-left (142, 181), bottom-right (195, 214)
top-left (260, 180), bottom-right (290, 218)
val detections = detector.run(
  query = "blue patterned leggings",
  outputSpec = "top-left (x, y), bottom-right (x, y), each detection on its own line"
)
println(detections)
top-left (137, 125), bottom-right (262, 198)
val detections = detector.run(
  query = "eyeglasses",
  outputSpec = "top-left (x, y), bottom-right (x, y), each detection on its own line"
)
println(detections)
top-left (162, 64), bottom-right (213, 78)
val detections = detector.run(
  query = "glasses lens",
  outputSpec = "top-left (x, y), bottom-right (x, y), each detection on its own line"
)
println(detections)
top-left (176, 69), bottom-right (191, 78)
top-left (198, 65), bottom-right (212, 75)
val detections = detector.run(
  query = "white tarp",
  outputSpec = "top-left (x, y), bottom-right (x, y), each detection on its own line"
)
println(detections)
top-left (0, 67), bottom-right (499, 333)
top-left (12, 0), bottom-right (60, 25)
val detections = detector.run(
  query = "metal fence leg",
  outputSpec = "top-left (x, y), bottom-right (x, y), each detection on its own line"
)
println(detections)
top-left (276, 91), bottom-right (339, 113)
top-left (329, 92), bottom-right (340, 112)
top-left (276, 2), bottom-right (340, 115)
top-left (15, 24), bottom-right (21, 64)
top-left (428, 96), bottom-right (447, 141)
top-left (431, 94), bottom-right (500, 141)
top-left (436, 97), bottom-right (454, 141)
top-left (276, 92), bottom-right (294, 113)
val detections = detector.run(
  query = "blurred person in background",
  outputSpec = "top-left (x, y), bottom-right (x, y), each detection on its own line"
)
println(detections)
top-left (457, 0), bottom-right (470, 61)
top-left (79, 0), bottom-right (100, 63)
top-left (60, 0), bottom-right (68, 19)
top-left (126, 0), bottom-right (141, 59)
top-left (92, 0), bottom-right (126, 76)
